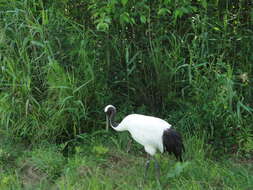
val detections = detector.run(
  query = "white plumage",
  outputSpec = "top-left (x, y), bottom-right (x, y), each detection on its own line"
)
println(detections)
top-left (104, 105), bottom-right (185, 178)
top-left (114, 114), bottom-right (171, 156)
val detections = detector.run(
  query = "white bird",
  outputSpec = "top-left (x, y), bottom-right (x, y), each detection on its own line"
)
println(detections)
top-left (104, 105), bottom-right (185, 177)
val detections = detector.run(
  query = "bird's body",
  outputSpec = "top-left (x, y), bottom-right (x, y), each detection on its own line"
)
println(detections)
top-left (104, 105), bottom-right (185, 178)
top-left (116, 114), bottom-right (171, 155)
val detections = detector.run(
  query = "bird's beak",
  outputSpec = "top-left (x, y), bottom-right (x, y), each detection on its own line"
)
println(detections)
top-left (106, 115), bottom-right (109, 131)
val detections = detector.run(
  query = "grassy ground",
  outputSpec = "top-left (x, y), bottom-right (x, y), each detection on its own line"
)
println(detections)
top-left (1, 1), bottom-right (252, 189)
top-left (0, 131), bottom-right (252, 190)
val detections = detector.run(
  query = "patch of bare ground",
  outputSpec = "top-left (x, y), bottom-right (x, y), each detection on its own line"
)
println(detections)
top-left (236, 157), bottom-right (253, 168)
top-left (76, 165), bottom-right (93, 177)
top-left (19, 160), bottom-right (48, 188)
top-left (99, 151), bottom-right (142, 177)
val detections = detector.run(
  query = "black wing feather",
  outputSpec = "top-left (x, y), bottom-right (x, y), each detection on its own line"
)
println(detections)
top-left (162, 128), bottom-right (185, 162)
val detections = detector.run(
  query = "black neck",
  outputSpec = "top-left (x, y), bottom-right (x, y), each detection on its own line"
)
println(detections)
top-left (109, 111), bottom-right (118, 128)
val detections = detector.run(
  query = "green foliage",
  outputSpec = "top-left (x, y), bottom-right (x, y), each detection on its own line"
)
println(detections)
top-left (92, 145), bottom-right (109, 155)
top-left (167, 161), bottom-right (190, 178)
top-left (0, 135), bottom-right (252, 190)
top-left (0, 0), bottom-right (252, 154)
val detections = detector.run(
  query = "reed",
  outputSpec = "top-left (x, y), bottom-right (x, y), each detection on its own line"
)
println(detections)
top-left (0, 0), bottom-right (252, 153)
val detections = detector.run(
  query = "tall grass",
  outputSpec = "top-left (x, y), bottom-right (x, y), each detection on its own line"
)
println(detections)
top-left (0, 1), bottom-right (106, 142)
top-left (0, 0), bottom-right (252, 153)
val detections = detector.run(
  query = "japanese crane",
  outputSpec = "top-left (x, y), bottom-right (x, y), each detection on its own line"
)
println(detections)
top-left (104, 105), bottom-right (185, 178)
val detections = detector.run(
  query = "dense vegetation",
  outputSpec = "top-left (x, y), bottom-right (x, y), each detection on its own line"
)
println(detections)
top-left (0, 0), bottom-right (252, 189)
top-left (0, 134), bottom-right (252, 189)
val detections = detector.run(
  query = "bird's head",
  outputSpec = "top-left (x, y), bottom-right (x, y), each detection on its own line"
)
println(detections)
top-left (104, 105), bottom-right (116, 117)
top-left (104, 105), bottom-right (116, 130)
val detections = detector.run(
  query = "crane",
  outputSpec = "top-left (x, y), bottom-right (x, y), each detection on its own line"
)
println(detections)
top-left (104, 105), bottom-right (185, 178)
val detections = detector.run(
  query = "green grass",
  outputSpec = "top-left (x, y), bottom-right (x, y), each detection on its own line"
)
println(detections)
top-left (0, 132), bottom-right (252, 190)
top-left (1, 0), bottom-right (252, 148)
top-left (0, 1), bottom-right (252, 189)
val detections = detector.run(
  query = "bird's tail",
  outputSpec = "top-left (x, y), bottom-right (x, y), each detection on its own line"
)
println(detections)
top-left (162, 128), bottom-right (185, 162)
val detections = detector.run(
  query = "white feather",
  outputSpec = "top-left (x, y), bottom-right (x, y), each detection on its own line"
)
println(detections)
top-left (104, 105), bottom-right (115, 112)
top-left (114, 114), bottom-right (171, 156)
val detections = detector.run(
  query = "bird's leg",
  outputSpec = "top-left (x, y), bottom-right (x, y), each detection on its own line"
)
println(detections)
top-left (153, 156), bottom-right (160, 179)
top-left (126, 139), bottom-right (132, 153)
top-left (144, 154), bottom-right (151, 179)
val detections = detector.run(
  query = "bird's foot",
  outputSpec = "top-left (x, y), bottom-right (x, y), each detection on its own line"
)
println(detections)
top-left (154, 157), bottom-right (160, 179)
top-left (144, 159), bottom-right (150, 179)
